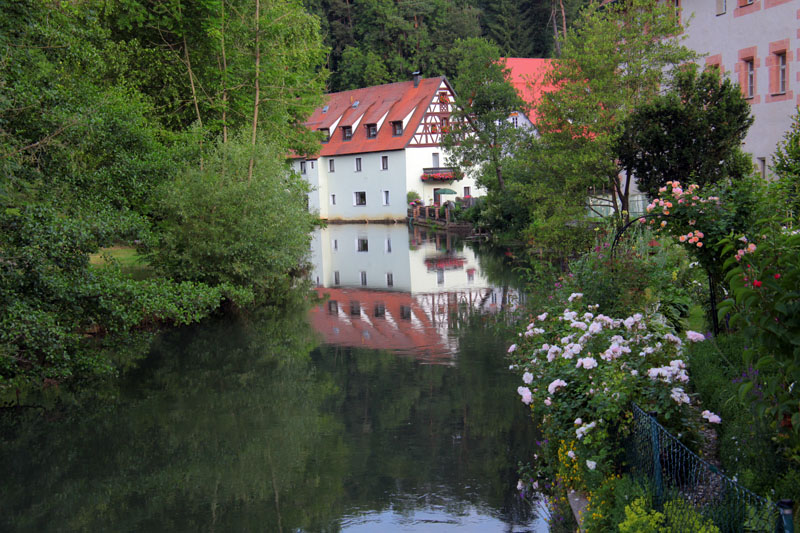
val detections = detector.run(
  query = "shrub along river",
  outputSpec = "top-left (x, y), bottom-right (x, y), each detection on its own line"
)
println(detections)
top-left (1, 224), bottom-right (548, 532)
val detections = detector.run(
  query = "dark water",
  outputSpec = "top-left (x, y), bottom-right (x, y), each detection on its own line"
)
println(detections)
top-left (1, 226), bottom-right (546, 532)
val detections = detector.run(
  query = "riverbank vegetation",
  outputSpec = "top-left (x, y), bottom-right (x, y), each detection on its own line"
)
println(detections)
top-left (1, 0), bottom-right (325, 400)
top-left (493, 1), bottom-right (800, 527)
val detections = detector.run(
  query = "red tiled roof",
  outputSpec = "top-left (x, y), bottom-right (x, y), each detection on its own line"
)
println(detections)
top-left (301, 77), bottom-right (449, 158)
top-left (501, 58), bottom-right (556, 123)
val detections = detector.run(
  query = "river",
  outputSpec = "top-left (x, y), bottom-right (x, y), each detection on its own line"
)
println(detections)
top-left (0, 224), bottom-right (547, 532)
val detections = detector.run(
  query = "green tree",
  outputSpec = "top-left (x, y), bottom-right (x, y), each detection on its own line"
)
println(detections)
top-left (148, 135), bottom-right (317, 303)
top-left (534, 0), bottom-right (695, 222)
top-left (616, 65), bottom-right (754, 199)
top-left (441, 38), bottom-right (527, 193)
top-left (772, 111), bottom-right (800, 221)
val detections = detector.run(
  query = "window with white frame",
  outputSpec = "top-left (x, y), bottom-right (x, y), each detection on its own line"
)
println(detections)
top-left (357, 238), bottom-right (368, 252)
top-left (354, 191), bottom-right (366, 206)
top-left (300, 161), bottom-right (306, 174)
top-left (366, 123), bottom-right (377, 138)
top-left (382, 190), bottom-right (390, 205)
top-left (329, 158), bottom-right (335, 172)
top-left (778, 52), bottom-right (787, 94)
top-left (342, 126), bottom-right (352, 141)
top-left (432, 152), bottom-right (440, 167)
top-left (464, 186), bottom-right (471, 197)
top-left (355, 157), bottom-right (362, 172)
top-left (381, 156), bottom-right (388, 170)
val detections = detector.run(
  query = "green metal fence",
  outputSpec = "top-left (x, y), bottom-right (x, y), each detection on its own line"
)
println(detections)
top-left (628, 403), bottom-right (794, 533)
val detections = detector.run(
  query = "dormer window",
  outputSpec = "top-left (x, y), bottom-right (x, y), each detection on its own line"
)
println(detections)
top-left (342, 126), bottom-right (352, 141)
top-left (366, 123), bottom-right (378, 139)
top-left (319, 128), bottom-right (330, 143)
top-left (392, 121), bottom-right (403, 136)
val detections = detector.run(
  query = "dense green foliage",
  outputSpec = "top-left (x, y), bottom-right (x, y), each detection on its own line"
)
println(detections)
top-left (1, 0), bottom-right (326, 395)
top-left (617, 66), bottom-right (754, 198)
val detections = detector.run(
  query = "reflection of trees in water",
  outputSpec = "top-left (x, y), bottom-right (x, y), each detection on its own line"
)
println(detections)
top-left (1, 296), bottom-right (541, 531)
top-left (0, 302), bottom-right (347, 532)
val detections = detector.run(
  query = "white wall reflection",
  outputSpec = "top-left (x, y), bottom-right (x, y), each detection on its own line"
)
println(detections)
top-left (309, 224), bottom-right (520, 361)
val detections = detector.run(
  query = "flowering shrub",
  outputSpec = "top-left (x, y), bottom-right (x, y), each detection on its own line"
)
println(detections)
top-left (718, 227), bottom-right (800, 455)
top-left (509, 293), bottom-right (716, 492)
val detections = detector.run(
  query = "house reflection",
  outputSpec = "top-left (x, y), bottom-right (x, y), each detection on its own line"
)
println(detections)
top-left (309, 225), bottom-right (518, 362)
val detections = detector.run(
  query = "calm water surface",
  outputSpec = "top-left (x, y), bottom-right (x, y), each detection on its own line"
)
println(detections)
top-left (1, 225), bottom-right (547, 532)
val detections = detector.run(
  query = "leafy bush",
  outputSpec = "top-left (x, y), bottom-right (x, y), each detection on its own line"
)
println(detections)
top-left (148, 135), bottom-right (317, 304)
top-left (618, 497), bottom-right (720, 533)
top-left (509, 293), bottom-right (714, 492)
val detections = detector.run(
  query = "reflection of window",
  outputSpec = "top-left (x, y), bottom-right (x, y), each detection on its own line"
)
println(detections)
top-left (400, 305), bottom-right (412, 319)
top-left (334, 271), bottom-right (340, 285)
top-left (374, 303), bottom-right (386, 318)
top-left (332, 239), bottom-right (338, 251)
top-left (360, 271), bottom-right (367, 286)
top-left (354, 191), bottom-right (366, 206)
top-left (382, 190), bottom-right (390, 205)
top-left (385, 238), bottom-right (392, 253)
top-left (357, 238), bottom-right (368, 252)
top-left (350, 301), bottom-right (361, 316)
top-left (467, 268), bottom-right (475, 282)
top-left (386, 273), bottom-right (394, 287)
top-left (327, 300), bottom-right (338, 314)
top-left (437, 269), bottom-right (444, 285)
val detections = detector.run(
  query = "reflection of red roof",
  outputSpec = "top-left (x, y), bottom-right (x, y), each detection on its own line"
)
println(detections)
top-left (424, 256), bottom-right (466, 271)
top-left (501, 58), bottom-right (556, 123)
top-left (300, 77), bottom-right (449, 158)
top-left (310, 288), bottom-right (452, 362)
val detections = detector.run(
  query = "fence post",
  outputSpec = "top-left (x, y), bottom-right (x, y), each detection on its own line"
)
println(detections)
top-left (649, 411), bottom-right (663, 509)
top-left (778, 500), bottom-right (794, 533)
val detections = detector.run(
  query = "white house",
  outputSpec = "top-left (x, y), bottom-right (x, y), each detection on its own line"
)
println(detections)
top-left (676, 0), bottom-right (798, 178)
top-left (292, 75), bottom-right (485, 222)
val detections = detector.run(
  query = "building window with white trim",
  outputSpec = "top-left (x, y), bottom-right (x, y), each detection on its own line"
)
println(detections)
top-left (354, 191), bottom-right (366, 206)
top-left (366, 123), bottom-right (377, 138)
top-left (329, 159), bottom-right (335, 172)
top-left (778, 52), bottom-right (787, 94)
top-left (382, 190), bottom-right (390, 205)
top-left (381, 156), bottom-right (388, 170)
top-left (300, 161), bottom-right (306, 174)
top-left (357, 238), bottom-right (368, 252)
top-left (355, 157), bottom-right (362, 172)
top-left (464, 186), bottom-right (471, 197)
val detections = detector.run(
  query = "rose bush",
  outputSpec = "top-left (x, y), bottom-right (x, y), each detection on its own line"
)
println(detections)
top-left (509, 293), bottom-right (717, 492)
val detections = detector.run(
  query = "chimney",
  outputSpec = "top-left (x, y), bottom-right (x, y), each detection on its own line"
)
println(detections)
top-left (413, 71), bottom-right (421, 88)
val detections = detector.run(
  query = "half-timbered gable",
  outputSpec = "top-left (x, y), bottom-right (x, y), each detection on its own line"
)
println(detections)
top-left (410, 79), bottom-right (456, 147)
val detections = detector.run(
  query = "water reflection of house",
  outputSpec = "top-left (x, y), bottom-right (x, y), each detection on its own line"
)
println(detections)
top-left (309, 225), bottom-right (519, 362)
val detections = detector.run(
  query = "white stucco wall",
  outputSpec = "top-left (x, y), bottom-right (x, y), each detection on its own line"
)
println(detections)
top-left (317, 150), bottom-right (407, 221)
top-left (679, 0), bottom-right (798, 176)
top-left (404, 146), bottom-right (484, 206)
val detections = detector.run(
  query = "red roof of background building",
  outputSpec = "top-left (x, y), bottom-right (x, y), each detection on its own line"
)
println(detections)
top-left (501, 58), bottom-right (556, 123)
top-left (300, 77), bottom-right (449, 158)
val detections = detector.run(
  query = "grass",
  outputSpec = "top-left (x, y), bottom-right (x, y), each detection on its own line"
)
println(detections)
top-left (686, 304), bottom-right (706, 333)
top-left (89, 246), bottom-right (154, 280)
